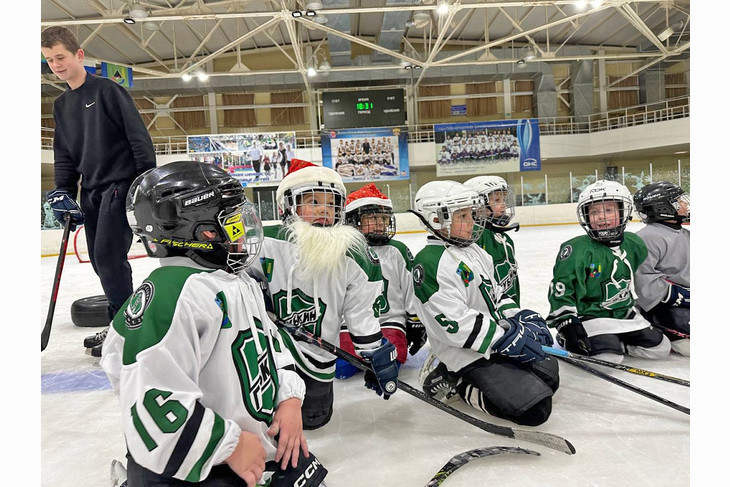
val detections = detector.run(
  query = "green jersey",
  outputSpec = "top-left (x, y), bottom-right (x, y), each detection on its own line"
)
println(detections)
top-left (476, 228), bottom-right (520, 306)
top-left (547, 233), bottom-right (648, 335)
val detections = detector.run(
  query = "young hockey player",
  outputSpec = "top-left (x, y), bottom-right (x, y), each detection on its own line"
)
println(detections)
top-left (464, 176), bottom-right (521, 305)
top-left (250, 159), bottom-right (400, 430)
top-left (633, 181), bottom-right (690, 356)
top-left (547, 180), bottom-right (671, 363)
top-left (411, 180), bottom-right (559, 427)
top-left (335, 184), bottom-right (425, 380)
top-left (100, 161), bottom-right (327, 486)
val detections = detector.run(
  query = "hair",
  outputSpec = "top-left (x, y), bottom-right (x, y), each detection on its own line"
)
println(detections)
top-left (41, 26), bottom-right (81, 53)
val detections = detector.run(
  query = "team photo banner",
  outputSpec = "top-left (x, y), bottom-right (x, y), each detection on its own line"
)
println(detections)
top-left (321, 127), bottom-right (410, 182)
top-left (433, 119), bottom-right (541, 177)
top-left (187, 132), bottom-right (296, 187)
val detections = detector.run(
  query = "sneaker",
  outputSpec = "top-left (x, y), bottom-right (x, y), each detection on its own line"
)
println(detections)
top-left (84, 326), bottom-right (108, 349)
top-left (110, 459), bottom-right (128, 487)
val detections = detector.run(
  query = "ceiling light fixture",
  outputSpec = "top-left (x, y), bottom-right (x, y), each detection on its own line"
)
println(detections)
top-left (196, 71), bottom-right (209, 82)
top-left (123, 17), bottom-right (136, 24)
top-left (305, 10), bottom-right (317, 17)
top-left (436, 1), bottom-right (450, 16)
top-left (292, 10), bottom-right (303, 18)
top-left (128, 3), bottom-right (148, 20)
top-left (181, 73), bottom-right (193, 82)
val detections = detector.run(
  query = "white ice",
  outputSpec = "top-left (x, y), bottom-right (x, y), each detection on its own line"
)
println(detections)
top-left (41, 222), bottom-right (692, 487)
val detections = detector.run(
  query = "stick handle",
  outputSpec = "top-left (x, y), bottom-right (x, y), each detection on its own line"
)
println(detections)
top-left (41, 215), bottom-right (73, 352)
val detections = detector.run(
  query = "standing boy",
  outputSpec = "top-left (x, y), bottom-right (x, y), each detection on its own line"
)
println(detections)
top-left (41, 26), bottom-right (156, 356)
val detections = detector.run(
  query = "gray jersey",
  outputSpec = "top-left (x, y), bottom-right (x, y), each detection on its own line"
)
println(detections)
top-left (635, 223), bottom-right (690, 310)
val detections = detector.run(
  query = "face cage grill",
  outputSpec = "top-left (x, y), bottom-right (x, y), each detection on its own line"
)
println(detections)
top-left (437, 205), bottom-right (487, 247)
top-left (347, 207), bottom-right (396, 244)
top-left (578, 197), bottom-right (631, 244)
top-left (483, 189), bottom-right (516, 228)
top-left (216, 202), bottom-right (263, 273)
top-left (286, 187), bottom-right (345, 226)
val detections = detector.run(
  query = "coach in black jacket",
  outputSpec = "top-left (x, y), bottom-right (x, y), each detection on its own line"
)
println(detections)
top-left (42, 26), bottom-right (156, 356)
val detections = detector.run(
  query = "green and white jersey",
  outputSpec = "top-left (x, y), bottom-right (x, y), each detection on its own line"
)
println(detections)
top-left (411, 237), bottom-right (520, 372)
top-left (476, 228), bottom-right (520, 306)
top-left (371, 238), bottom-right (419, 328)
top-left (100, 257), bottom-right (305, 484)
top-left (253, 225), bottom-right (384, 382)
top-left (547, 233), bottom-right (650, 336)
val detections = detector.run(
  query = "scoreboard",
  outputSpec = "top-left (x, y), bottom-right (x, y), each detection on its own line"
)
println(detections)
top-left (321, 88), bottom-right (406, 129)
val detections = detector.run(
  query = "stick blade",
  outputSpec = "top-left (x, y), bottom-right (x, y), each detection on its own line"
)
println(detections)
top-left (426, 446), bottom-right (540, 487)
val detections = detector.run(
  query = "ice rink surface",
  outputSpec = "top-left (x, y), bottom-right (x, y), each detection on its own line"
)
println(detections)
top-left (40, 222), bottom-right (696, 487)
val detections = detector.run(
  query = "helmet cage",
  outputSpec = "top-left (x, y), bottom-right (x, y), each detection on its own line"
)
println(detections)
top-left (345, 204), bottom-right (396, 245)
top-left (281, 183), bottom-right (346, 226)
top-left (577, 195), bottom-right (632, 245)
top-left (483, 186), bottom-right (516, 228)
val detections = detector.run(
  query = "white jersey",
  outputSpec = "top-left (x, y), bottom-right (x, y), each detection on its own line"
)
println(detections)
top-left (635, 223), bottom-right (691, 311)
top-left (100, 257), bottom-right (305, 483)
top-left (253, 224), bottom-right (384, 382)
top-left (411, 237), bottom-right (520, 372)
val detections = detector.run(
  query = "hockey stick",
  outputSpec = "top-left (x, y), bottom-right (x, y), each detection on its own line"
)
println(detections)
top-left (542, 346), bottom-right (689, 387)
top-left (425, 446), bottom-right (539, 487)
top-left (653, 323), bottom-right (690, 340)
top-left (270, 315), bottom-right (576, 455)
top-left (553, 354), bottom-right (689, 415)
top-left (41, 215), bottom-right (73, 352)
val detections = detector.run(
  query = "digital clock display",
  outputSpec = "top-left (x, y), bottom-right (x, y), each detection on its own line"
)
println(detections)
top-left (322, 89), bottom-right (405, 129)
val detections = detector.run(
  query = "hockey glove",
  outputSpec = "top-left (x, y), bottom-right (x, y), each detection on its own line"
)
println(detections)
top-left (662, 284), bottom-right (690, 308)
top-left (361, 339), bottom-right (399, 400)
top-left (555, 316), bottom-right (591, 355)
top-left (492, 318), bottom-right (545, 363)
top-left (511, 309), bottom-right (554, 347)
top-left (406, 315), bottom-right (428, 356)
top-left (270, 447), bottom-right (328, 487)
top-left (47, 189), bottom-right (84, 231)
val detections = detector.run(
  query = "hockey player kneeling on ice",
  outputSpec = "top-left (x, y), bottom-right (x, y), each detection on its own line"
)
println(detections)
top-left (336, 184), bottom-right (426, 380)
top-left (633, 181), bottom-right (690, 356)
top-left (99, 161), bottom-right (327, 486)
top-left (250, 159), bottom-right (399, 431)
top-left (410, 181), bottom-right (559, 427)
top-left (546, 180), bottom-right (671, 364)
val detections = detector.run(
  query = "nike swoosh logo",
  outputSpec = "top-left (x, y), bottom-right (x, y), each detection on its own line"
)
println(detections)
top-left (85, 102), bottom-right (96, 108)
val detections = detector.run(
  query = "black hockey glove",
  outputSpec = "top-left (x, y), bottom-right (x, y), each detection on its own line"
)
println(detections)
top-left (361, 339), bottom-right (399, 400)
top-left (662, 284), bottom-right (690, 309)
top-left (510, 309), bottom-right (554, 347)
top-left (270, 448), bottom-right (328, 487)
top-left (492, 318), bottom-right (545, 363)
top-left (555, 316), bottom-right (591, 355)
top-left (47, 189), bottom-right (85, 231)
top-left (406, 315), bottom-right (428, 356)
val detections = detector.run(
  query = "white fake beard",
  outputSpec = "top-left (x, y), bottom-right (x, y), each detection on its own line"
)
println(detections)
top-left (285, 220), bottom-right (367, 280)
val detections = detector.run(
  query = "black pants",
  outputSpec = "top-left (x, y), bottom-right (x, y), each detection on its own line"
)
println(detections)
top-left (297, 373), bottom-right (334, 430)
top-left (252, 159), bottom-right (261, 175)
top-left (80, 180), bottom-right (134, 322)
top-left (126, 453), bottom-right (250, 486)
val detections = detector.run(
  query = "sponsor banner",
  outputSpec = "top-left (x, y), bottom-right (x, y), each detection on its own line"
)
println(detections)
top-left (101, 62), bottom-right (132, 87)
top-left (321, 127), bottom-right (409, 182)
top-left (187, 132), bottom-right (296, 187)
top-left (434, 119), bottom-right (541, 177)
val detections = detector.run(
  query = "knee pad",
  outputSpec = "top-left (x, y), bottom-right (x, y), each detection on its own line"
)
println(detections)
top-left (515, 397), bottom-right (553, 427)
top-left (626, 335), bottom-right (671, 360)
top-left (529, 356), bottom-right (560, 392)
top-left (588, 334), bottom-right (624, 356)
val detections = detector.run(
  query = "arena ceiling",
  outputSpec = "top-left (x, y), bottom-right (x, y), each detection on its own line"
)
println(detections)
top-left (40, 0), bottom-right (690, 98)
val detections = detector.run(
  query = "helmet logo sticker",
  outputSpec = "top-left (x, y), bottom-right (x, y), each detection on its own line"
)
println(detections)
top-left (223, 213), bottom-right (244, 241)
top-left (182, 189), bottom-right (216, 207)
top-left (125, 282), bottom-right (154, 329)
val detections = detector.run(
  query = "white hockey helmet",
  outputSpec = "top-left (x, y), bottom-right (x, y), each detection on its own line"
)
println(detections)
top-left (577, 179), bottom-right (633, 245)
top-left (276, 158), bottom-right (347, 226)
top-left (412, 180), bottom-right (485, 247)
top-left (463, 175), bottom-right (516, 229)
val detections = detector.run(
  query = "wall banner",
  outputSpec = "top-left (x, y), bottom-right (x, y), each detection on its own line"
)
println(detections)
top-left (320, 127), bottom-right (409, 182)
top-left (187, 132), bottom-right (296, 187)
top-left (433, 119), bottom-right (541, 177)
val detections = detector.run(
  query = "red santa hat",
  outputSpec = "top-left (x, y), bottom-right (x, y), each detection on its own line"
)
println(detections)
top-left (345, 183), bottom-right (393, 213)
top-left (276, 159), bottom-right (345, 206)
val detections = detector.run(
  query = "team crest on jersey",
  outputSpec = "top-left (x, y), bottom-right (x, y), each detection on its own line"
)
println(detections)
top-left (232, 322), bottom-right (278, 424)
top-left (124, 282), bottom-right (154, 329)
top-left (494, 261), bottom-right (517, 292)
top-left (412, 263), bottom-right (425, 288)
top-left (456, 261), bottom-right (474, 287)
top-left (558, 245), bottom-right (573, 261)
top-left (601, 278), bottom-right (633, 310)
top-left (366, 246), bottom-right (380, 265)
top-left (272, 289), bottom-right (326, 336)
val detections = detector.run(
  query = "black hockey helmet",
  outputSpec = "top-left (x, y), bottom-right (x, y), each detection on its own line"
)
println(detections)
top-left (633, 181), bottom-right (690, 225)
top-left (126, 160), bottom-right (263, 273)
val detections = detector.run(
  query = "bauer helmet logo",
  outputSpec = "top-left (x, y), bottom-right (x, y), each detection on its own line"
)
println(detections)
top-left (182, 190), bottom-right (216, 207)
